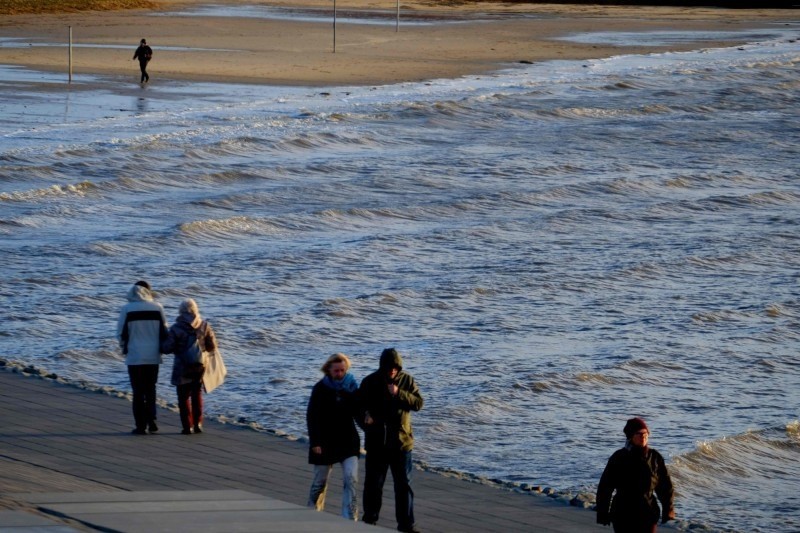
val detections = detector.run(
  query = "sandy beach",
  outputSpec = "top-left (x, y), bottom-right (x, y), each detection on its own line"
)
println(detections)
top-left (0, 0), bottom-right (796, 86)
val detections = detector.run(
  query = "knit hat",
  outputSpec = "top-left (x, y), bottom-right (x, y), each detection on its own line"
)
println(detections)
top-left (623, 417), bottom-right (649, 438)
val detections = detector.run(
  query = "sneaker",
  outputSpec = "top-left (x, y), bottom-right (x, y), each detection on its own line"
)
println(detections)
top-left (193, 425), bottom-right (203, 434)
top-left (131, 428), bottom-right (147, 435)
top-left (398, 526), bottom-right (420, 533)
top-left (148, 422), bottom-right (159, 433)
top-left (181, 428), bottom-right (192, 435)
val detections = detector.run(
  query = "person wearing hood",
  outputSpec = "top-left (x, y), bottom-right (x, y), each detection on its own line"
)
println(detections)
top-left (116, 280), bottom-right (169, 435)
top-left (358, 348), bottom-right (423, 533)
top-left (306, 353), bottom-right (362, 520)
top-left (596, 417), bottom-right (675, 533)
top-left (161, 298), bottom-right (217, 435)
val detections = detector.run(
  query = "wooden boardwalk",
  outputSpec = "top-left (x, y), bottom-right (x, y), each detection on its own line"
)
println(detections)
top-left (0, 368), bottom-right (603, 532)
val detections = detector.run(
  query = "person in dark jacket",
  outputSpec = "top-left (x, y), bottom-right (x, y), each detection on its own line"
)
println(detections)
top-left (116, 280), bottom-right (168, 435)
top-left (161, 298), bottom-right (217, 435)
top-left (132, 38), bottom-right (152, 84)
top-left (306, 353), bottom-right (361, 520)
top-left (596, 417), bottom-right (675, 533)
top-left (359, 348), bottom-right (423, 533)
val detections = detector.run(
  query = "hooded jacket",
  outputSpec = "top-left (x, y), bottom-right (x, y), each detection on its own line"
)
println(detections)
top-left (162, 312), bottom-right (217, 386)
top-left (358, 349), bottom-right (423, 452)
top-left (116, 284), bottom-right (168, 366)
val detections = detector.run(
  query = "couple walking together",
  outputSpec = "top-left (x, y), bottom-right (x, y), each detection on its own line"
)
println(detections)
top-left (116, 280), bottom-right (221, 435)
top-left (307, 348), bottom-right (423, 533)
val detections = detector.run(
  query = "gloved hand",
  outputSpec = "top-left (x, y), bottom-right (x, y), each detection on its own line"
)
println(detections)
top-left (661, 508), bottom-right (676, 524)
top-left (596, 510), bottom-right (611, 526)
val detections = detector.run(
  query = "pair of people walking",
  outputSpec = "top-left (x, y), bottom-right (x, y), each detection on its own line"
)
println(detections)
top-left (116, 280), bottom-right (218, 435)
top-left (306, 348), bottom-right (423, 533)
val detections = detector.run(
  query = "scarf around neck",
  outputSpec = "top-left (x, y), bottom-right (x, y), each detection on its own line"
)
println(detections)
top-left (322, 372), bottom-right (358, 392)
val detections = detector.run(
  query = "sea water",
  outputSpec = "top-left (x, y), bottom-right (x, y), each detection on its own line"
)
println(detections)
top-left (1, 26), bottom-right (799, 532)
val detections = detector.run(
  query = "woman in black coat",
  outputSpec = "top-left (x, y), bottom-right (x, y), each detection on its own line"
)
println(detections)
top-left (596, 417), bottom-right (675, 533)
top-left (306, 353), bottom-right (361, 520)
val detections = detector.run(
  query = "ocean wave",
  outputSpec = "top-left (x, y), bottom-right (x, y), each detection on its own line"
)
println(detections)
top-left (88, 241), bottom-right (140, 257)
top-left (0, 181), bottom-right (97, 202)
top-left (178, 216), bottom-right (292, 239)
top-left (669, 422), bottom-right (800, 531)
top-left (704, 190), bottom-right (800, 209)
top-left (691, 309), bottom-right (758, 324)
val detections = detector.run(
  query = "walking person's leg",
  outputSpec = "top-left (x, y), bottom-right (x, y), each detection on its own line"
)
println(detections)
top-left (177, 383), bottom-right (192, 433)
top-left (341, 456), bottom-right (359, 520)
top-left (308, 464), bottom-right (333, 511)
top-left (390, 450), bottom-right (415, 532)
top-left (191, 379), bottom-right (203, 432)
top-left (362, 448), bottom-right (388, 524)
top-left (142, 364), bottom-right (159, 432)
top-left (127, 365), bottom-right (146, 433)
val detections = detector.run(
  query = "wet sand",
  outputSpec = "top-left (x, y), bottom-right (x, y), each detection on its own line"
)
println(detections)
top-left (0, 0), bottom-right (796, 86)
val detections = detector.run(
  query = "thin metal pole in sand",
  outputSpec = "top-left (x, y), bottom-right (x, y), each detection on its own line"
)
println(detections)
top-left (396, 0), bottom-right (400, 32)
top-left (68, 26), bottom-right (73, 83)
top-left (333, 0), bottom-right (337, 53)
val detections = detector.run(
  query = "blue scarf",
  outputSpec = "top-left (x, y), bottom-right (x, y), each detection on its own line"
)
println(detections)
top-left (322, 373), bottom-right (358, 392)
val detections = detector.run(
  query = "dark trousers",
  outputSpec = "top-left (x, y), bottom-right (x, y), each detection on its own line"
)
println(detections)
top-left (127, 364), bottom-right (159, 430)
top-left (139, 60), bottom-right (149, 83)
top-left (362, 448), bottom-right (414, 529)
top-left (177, 381), bottom-right (203, 430)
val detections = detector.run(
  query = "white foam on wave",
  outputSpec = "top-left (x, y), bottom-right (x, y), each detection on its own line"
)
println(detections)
top-left (0, 181), bottom-right (97, 202)
top-left (1, 29), bottom-right (797, 159)
top-left (669, 423), bottom-right (800, 531)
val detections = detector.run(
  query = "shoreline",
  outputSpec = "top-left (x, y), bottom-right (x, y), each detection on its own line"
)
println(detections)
top-left (2, 354), bottom-right (776, 532)
top-left (0, 356), bottom-right (592, 508)
top-left (0, 365), bottom-right (607, 531)
top-left (0, 1), bottom-right (797, 87)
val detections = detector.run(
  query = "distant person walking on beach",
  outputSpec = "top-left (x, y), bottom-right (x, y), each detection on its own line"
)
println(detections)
top-left (306, 353), bottom-right (362, 520)
top-left (596, 417), bottom-right (675, 533)
top-left (359, 348), bottom-right (423, 533)
top-left (116, 280), bottom-right (168, 435)
top-left (161, 298), bottom-right (217, 435)
top-left (133, 38), bottom-right (152, 84)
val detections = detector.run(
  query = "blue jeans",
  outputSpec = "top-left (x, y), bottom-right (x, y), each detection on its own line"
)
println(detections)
top-left (363, 448), bottom-right (414, 530)
top-left (308, 456), bottom-right (359, 520)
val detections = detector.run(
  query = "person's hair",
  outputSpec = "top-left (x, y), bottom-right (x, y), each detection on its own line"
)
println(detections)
top-left (140, 38), bottom-right (147, 44)
top-left (134, 280), bottom-right (151, 290)
top-left (321, 352), bottom-right (351, 375)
